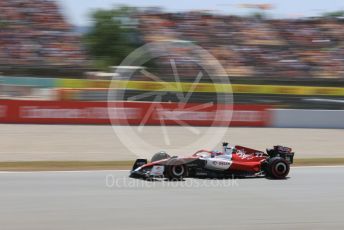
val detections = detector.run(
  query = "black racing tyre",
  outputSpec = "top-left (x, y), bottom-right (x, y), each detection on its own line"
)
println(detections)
top-left (151, 151), bottom-right (171, 162)
top-left (166, 164), bottom-right (187, 180)
top-left (267, 157), bottom-right (290, 179)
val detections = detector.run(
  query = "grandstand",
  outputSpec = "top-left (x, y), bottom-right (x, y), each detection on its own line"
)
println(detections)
top-left (0, 5), bottom-right (344, 109)
top-left (138, 12), bottom-right (344, 80)
top-left (0, 0), bottom-right (88, 76)
top-left (0, 3), bottom-right (343, 80)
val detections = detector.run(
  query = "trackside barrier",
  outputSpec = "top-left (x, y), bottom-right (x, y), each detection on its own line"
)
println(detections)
top-left (56, 82), bottom-right (344, 96)
top-left (0, 100), bottom-right (270, 127)
top-left (2, 76), bottom-right (344, 96)
top-left (271, 109), bottom-right (344, 128)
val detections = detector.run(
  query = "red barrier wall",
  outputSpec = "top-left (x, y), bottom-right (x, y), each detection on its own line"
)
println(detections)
top-left (0, 100), bottom-right (270, 126)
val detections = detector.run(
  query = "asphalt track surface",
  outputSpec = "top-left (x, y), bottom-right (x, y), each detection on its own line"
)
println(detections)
top-left (0, 166), bottom-right (344, 230)
top-left (1, 124), bottom-right (344, 161)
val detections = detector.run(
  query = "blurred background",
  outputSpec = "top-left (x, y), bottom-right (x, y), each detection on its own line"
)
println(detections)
top-left (0, 0), bottom-right (344, 155)
top-left (0, 0), bottom-right (343, 110)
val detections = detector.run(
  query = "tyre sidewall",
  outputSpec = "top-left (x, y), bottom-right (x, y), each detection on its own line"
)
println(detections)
top-left (166, 164), bottom-right (187, 180)
top-left (268, 157), bottom-right (290, 179)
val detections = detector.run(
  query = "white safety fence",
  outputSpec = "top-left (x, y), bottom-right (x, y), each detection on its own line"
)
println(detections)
top-left (270, 109), bottom-right (344, 128)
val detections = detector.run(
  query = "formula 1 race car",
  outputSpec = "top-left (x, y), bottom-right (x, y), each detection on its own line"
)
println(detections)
top-left (130, 143), bottom-right (295, 180)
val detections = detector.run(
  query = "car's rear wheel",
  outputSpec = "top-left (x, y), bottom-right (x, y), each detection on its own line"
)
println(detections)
top-left (151, 151), bottom-right (170, 162)
top-left (267, 157), bottom-right (290, 179)
top-left (166, 164), bottom-right (187, 180)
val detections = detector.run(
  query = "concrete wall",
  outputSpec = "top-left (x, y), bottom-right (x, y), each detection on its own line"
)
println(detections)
top-left (271, 109), bottom-right (344, 128)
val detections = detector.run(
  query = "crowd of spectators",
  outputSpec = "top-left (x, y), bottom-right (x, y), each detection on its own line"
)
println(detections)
top-left (0, 0), bottom-right (87, 68)
top-left (138, 12), bottom-right (344, 79)
top-left (0, 2), bottom-right (343, 79)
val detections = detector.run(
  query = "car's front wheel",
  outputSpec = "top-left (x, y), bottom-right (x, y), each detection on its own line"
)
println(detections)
top-left (166, 164), bottom-right (187, 180)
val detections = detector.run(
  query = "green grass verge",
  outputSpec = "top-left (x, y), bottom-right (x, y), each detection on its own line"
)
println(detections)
top-left (0, 158), bottom-right (344, 171)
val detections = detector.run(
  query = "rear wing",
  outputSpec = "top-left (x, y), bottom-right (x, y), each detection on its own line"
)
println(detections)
top-left (267, 145), bottom-right (295, 164)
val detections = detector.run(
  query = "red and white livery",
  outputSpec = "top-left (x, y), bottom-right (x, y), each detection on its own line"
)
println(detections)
top-left (130, 143), bottom-right (295, 180)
